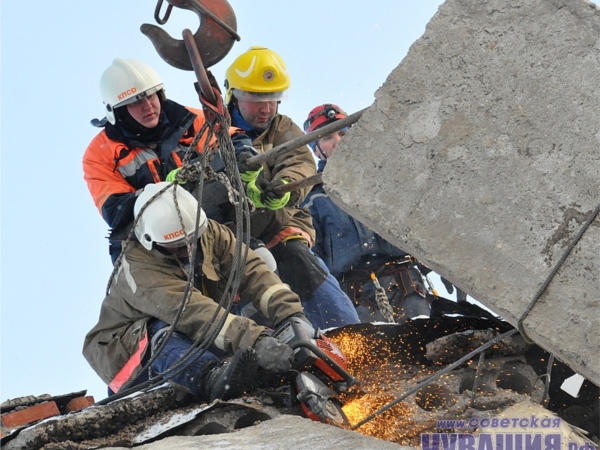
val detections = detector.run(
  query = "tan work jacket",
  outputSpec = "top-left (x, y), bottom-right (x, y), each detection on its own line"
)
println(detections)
top-left (249, 114), bottom-right (317, 247)
top-left (83, 219), bottom-right (303, 392)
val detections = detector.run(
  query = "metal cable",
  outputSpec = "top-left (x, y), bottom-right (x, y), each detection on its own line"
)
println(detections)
top-left (541, 354), bottom-right (554, 407)
top-left (470, 349), bottom-right (486, 405)
top-left (97, 98), bottom-right (251, 404)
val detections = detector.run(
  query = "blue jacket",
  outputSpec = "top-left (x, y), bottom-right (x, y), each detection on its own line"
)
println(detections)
top-left (301, 160), bottom-right (408, 278)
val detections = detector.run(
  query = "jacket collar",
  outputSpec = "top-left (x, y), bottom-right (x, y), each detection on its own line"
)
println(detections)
top-left (317, 159), bottom-right (327, 173)
top-left (105, 100), bottom-right (195, 149)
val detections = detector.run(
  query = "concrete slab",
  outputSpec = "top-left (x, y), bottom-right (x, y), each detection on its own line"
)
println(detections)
top-left (98, 415), bottom-right (410, 450)
top-left (323, 0), bottom-right (600, 384)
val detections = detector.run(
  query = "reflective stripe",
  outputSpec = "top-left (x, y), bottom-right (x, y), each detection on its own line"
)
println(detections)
top-left (301, 192), bottom-right (327, 210)
top-left (171, 152), bottom-right (183, 167)
top-left (214, 313), bottom-right (237, 351)
top-left (109, 333), bottom-right (149, 393)
top-left (147, 160), bottom-right (161, 183)
top-left (117, 149), bottom-right (158, 178)
top-left (258, 283), bottom-right (291, 317)
top-left (266, 227), bottom-right (313, 249)
top-left (117, 256), bottom-right (137, 294)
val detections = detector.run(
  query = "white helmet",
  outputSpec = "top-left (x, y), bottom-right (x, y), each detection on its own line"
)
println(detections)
top-left (100, 58), bottom-right (164, 125)
top-left (134, 182), bottom-right (207, 251)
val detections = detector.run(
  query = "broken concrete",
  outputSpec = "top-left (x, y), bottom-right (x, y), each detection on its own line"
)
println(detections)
top-left (425, 330), bottom-right (532, 364)
top-left (1, 385), bottom-right (410, 450)
top-left (472, 399), bottom-right (593, 450)
top-left (99, 415), bottom-right (408, 450)
top-left (2, 387), bottom-right (190, 450)
top-left (324, 0), bottom-right (600, 385)
top-left (1, 391), bottom-right (93, 440)
top-left (4, 318), bottom-right (598, 449)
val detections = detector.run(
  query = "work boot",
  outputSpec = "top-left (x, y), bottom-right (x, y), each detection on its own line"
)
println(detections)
top-left (202, 346), bottom-right (258, 402)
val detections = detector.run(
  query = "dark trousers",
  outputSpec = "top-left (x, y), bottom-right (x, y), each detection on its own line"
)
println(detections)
top-left (269, 239), bottom-right (360, 329)
top-left (108, 319), bottom-right (221, 399)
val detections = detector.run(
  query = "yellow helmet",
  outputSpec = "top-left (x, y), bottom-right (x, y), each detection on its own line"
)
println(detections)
top-left (224, 46), bottom-right (290, 105)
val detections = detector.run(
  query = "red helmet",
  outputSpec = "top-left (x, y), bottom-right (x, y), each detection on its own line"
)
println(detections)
top-left (304, 104), bottom-right (347, 133)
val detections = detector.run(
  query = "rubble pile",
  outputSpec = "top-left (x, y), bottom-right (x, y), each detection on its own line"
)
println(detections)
top-left (1, 392), bottom-right (94, 440)
top-left (2, 315), bottom-right (598, 449)
top-left (328, 318), bottom-right (598, 448)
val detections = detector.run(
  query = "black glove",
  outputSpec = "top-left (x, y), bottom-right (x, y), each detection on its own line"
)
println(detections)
top-left (440, 277), bottom-right (454, 295)
top-left (258, 179), bottom-right (290, 209)
top-left (237, 151), bottom-right (263, 182)
top-left (286, 312), bottom-right (312, 327)
top-left (253, 333), bottom-right (294, 374)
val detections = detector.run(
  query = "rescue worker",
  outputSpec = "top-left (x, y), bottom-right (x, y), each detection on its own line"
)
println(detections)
top-left (301, 104), bottom-right (433, 324)
top-left (83, 182), bottom-right (309, 402)
top-left (221, 47), bottom-right (360, 329)
top-left (82, 58), bottom-right (254, 263)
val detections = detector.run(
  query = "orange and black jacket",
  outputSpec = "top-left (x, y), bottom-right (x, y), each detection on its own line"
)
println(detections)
top-left (83, 99), bottom-right (251, 258)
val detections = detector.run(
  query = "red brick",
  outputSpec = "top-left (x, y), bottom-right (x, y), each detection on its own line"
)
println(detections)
top-left (64, 396), bottom-right (95, 413)
top-left (1, 401), bottom-right (59, 428)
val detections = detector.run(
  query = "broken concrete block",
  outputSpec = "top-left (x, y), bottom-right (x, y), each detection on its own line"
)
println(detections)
top-left (473, 399), bottom-right (594, 449)
top-left (324, 0), bottom-right (600, 385)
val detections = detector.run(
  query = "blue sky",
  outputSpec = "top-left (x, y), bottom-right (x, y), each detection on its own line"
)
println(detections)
top-left (2, 0), bottom-right (493, 403)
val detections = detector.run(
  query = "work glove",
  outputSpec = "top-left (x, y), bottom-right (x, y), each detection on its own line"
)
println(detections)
top-left (237, 151), bottom-right (263, 183)
top-left (253, 332), bottom-right (295, 374)
top-left (246, 178), bottom-right (291, 210)
top-left (440, 277), bottom-right (454, 295)
top-left (286, 312), bottom-right (313, 328)
top-left (246, 179), bottom-right (266, 208)
top-left (166, 168), bottom-right (187, 185)
top-left (261, 179), bottom-right (290, 210)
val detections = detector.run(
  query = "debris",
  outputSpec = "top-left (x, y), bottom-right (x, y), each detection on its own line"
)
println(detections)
top-left (0, 390), bottom-right (92, 441)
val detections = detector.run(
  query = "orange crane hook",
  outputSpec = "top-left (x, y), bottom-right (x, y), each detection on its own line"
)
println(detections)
top-left (141, 0), bottom-right (240, 71)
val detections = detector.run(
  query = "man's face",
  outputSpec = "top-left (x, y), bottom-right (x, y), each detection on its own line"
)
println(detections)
top-left (158, 238), bottom-right (192, 260)
top-left (236, 99), bottom-right (278, 130)
top-left (126, 92), bottom-right (161, 128)
top-left (315, 130), bottom-right (347, 160)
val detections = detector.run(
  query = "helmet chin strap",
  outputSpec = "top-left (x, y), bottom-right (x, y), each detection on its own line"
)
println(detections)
top-left (314, 142), bottom-right (328, 162)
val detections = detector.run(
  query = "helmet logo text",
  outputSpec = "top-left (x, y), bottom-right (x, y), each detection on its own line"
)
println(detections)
top-left (118, 87), bottom-right (137, 101)
top-left (164, 229), bottom-right (185, 240)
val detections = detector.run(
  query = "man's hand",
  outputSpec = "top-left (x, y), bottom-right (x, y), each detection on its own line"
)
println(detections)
top-left (253, 333), bottom-right (294, 374)
top-left (259, 179), bottom-right (291, 210)
top-left (246, 179), bottom-right (266, 208)
top-left (246, 179), bottom-right (291, 210)
top-left (237, 152), bottom-right (263, 182)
